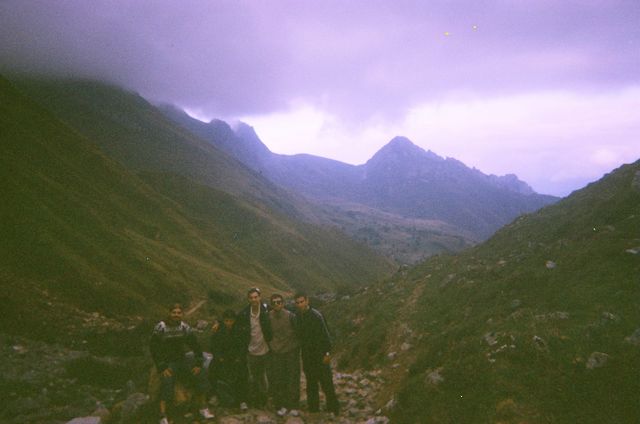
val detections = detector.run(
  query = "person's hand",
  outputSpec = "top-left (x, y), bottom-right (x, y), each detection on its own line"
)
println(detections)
top-left (323, 353), bottom-right (331, 365)
top-left (162, 368), bottom-right (173, 378)
top-left (211, 321), bottom-right (220, 333)
top-left (192, 366), bottom-right (201, 375)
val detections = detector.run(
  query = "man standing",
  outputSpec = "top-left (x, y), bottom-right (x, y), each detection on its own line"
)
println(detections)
top-left (294, 293), bottom-right (340, 416)
top-left (268, 293), bottom-right (301, 417)
top-left (150, 303), bottom-right (214, 424)
top-left (236, 287), bottom-right (272, 408)
top-left (210, 309), bottom-right (248, 409)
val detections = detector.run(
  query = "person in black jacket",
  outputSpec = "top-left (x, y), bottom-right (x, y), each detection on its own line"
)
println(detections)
top-left (294, 292), bottom-right (340, 415)
top-left (150, 303), bottom-right (213, 423)
top-left (235, 287), bottom-right (273, 408)
top-left (210, 309), bottom-right (248, 409)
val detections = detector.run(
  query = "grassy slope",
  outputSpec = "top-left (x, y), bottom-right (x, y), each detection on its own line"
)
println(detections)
top-left (327, 161), bottom-right (640, 423)
top-left (0, 76), bottom-right (392, 342)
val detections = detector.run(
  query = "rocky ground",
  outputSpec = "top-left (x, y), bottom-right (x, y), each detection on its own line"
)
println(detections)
top-left (0, 331), bottom-right (395, 424)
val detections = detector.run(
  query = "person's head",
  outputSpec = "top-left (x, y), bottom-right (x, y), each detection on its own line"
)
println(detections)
top-left (294, 292), bottom-right (309, 313)
top-left (270, 293), bottom-right (284, 311)
top-left (247, 287), bottom-right (261, 307)
top-left (169, 303), bottom-right (184, 324)
top-left (222, 309), bottom-right (236, 329)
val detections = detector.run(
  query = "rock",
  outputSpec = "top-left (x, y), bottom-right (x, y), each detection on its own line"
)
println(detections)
top-left (424, 368), bottom-right (444, 386)
top-left (533, 336), bottom-right (548, 352)
top-left (366, 416), bottom-right (390, 424)
top-left (601, 312), bottom-right (619, 322)
top-left (400, 342), bottom-right (412, 351)
top-left (255, 413), bottom-right (275, 423)
top-left (384, 396), bottom-right (397, 411)
top-left (625, 247), bottom-right (640, 254)
top-left (196, 320), bottom-right (209, 330)
top-left (387, 352), bottom-right (397, 360)
top-left (110, 392), bottom-right (149, 423)
top-left (66, 418), bottom-right (102, 424)
top-left (484, 332), bottom-right (498, 346)
top-left (218, 417), bottom-right (244, 424)
top-left (625, 328), bottom-right (640, 346)
top-left (586, 352), bottom-right (609, 369)
top-left (545, 260), bottom-right (557, 269)
top-left (90, 403), bottom-right (110, 422)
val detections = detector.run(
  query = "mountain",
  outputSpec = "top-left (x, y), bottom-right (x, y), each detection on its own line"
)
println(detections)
top-left (160, 109), bottom-right (558, 262)
top-left (1, 76), bottom-right (394, 343)
top-left (324, 159), bottom-right (640, 423)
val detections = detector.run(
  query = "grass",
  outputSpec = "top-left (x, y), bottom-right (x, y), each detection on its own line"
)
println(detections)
top-left (326, 160), bottom-right (640, 423)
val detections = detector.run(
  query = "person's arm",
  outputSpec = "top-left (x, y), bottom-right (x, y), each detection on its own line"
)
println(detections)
top-left (315, 310), bottom-right (333, 363)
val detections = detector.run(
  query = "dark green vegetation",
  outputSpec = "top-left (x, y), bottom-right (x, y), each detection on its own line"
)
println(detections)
top-left (0, 76), bottom-right (393, 343)
top-left (327, 161), bottom-right (640, 423)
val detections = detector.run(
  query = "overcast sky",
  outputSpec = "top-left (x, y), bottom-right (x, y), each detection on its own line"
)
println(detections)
top-left (2, 0), bottom-right (639, 196)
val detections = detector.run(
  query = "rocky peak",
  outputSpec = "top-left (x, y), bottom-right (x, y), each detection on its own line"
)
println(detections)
top-left (365, 136), bottom-right (444, 178)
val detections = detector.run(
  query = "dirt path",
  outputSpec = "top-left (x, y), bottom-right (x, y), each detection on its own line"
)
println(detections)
top-left (185, 300), bottom-right (206, 316)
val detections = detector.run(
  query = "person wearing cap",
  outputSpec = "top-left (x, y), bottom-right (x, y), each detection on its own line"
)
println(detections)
top-left (236, 287), bottom-right (273, 408)
top-left (150, 303), bottom-right (214, 423)
top-left (294, 292), bottom-right (340, 416)
top-left (268, 293), bottom-right (301, 417)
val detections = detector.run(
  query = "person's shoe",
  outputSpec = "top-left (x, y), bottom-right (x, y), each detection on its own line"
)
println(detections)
top-left (240, 402), bottom-right (249, 412)
top-left (199, 408), bottom-right (215, 420)
top-left (276, 407), bottom-right (288, 417)
top-left (289, 409), bottom-right (300, 417)
top-left (159, 417), bottom-right (169, 424)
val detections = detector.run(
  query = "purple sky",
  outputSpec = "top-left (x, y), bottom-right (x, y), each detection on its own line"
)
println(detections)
top-left (2, 0), bottom-right (639, 196)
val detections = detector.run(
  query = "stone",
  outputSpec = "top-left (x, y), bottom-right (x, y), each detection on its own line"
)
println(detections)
top-left (400, 342), bottom-right (412, 351)
top-left (66, 418), bottom-right (101, 424)
top-left (545, 260), bottom-right (557, 269)
top-left (484, 332), bottom-right (498, 346)
top-left (424, 368), bottom-right (444, 386)
top-left (218, 417), bottom-right (244, 424)
top-left (533, 336), bottom-right (548, 352)
top-left (111, 392), bottom-right (149, 423)
top-left (387, 351), bottom-right (397, 360)
top-left (625, 328), bottom-right (640, 346)
top-left (586, 352), bottom-right (609, 369)
top-left (255, 413), bottom-right (275, 423)
top-left (218, 418), bottom-right (244, 424)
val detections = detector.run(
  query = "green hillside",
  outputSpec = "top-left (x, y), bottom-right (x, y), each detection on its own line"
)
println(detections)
top-left (327, 160), bottom-right (640, 423)
top-left (0, 76), bottom-right (392, 342)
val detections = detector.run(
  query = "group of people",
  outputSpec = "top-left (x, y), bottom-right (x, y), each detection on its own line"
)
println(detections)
top-left (149, 288), bottom-right (340, 423)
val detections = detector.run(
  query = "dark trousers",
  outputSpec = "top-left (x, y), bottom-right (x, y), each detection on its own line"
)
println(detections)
top-left (302, 351), bottom-right (339, 414)
top-left (269, 349), bottom-right (300, 409)
top-left (210, 358), bottom-right (247, 407)
top-left (247, 352), bottom-right (270, 407)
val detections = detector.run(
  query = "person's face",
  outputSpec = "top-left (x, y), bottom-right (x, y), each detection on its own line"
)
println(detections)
top-left (248, 291), bottom-right (261, 307)
top-left (271, 297), bottom-right (284, 312)
top-left (169, 307), bottom-right (183, 324)
top-left (223, 318), bottom-right (235, 330)
top-left (295, 296), bottom-right (309, 312)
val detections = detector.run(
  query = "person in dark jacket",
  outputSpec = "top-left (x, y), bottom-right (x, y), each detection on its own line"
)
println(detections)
top-left (235, 287), bottom-right (273, 408)
top-left (150, 303), bottom-right (213, 423)
top-left (210, 309), bottom-right (248, 408)
top-left (294, 293), bottom-right (340, 415)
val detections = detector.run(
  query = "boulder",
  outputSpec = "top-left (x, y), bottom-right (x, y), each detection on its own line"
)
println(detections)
top-left (586, 352), bottom-right (609, 369)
